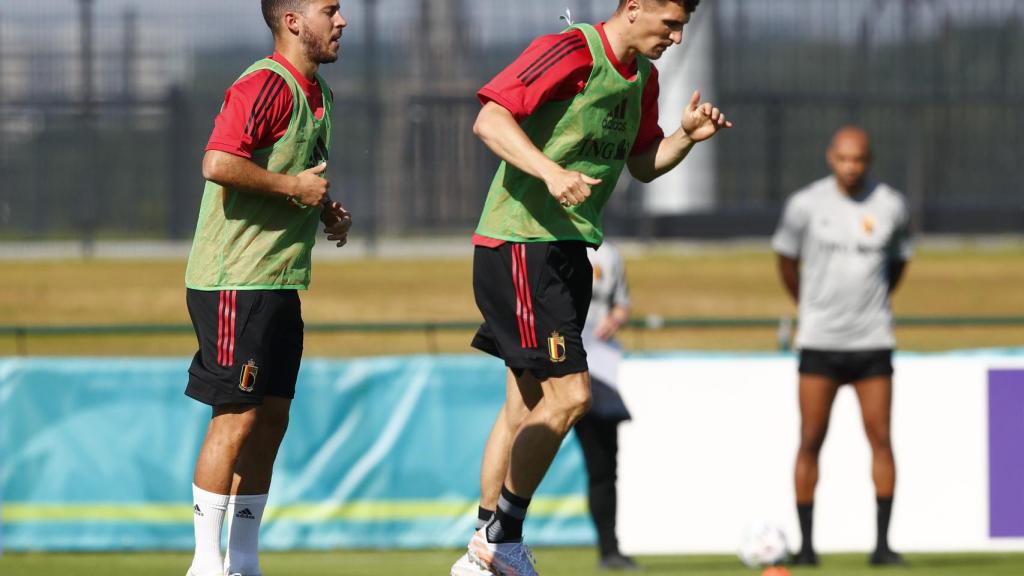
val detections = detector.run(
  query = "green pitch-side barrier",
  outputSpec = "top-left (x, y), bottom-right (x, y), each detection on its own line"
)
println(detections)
top-left (2, 315), bottom-right (1023, 354)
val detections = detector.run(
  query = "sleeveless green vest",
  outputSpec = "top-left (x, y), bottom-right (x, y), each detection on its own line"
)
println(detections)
top-left (186, 58), bottom-right (333, 290)
top-left (475, 24), bottom-right (650, 245)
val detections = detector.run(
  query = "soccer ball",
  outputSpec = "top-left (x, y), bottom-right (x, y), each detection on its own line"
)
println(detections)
top-left (737, 521), bottom-right (789, 568)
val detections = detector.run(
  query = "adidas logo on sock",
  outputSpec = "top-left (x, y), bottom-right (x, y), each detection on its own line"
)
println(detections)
top-left (193, 504), bottom-right (204, 517)
top-left (235, 507), bottom-right (255, 520)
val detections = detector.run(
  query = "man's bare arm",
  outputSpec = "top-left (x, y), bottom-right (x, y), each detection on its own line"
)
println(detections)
top-left (628, 90), bottom-right (732, 183)
top-left (595, 304), bottom-right (631, 341)
top-left (202, 150), bottom-right (330, 207)
top-left (888, 260), bottom-right (908, 294)
top-left (473, 101), bottom-right (601, 207)
top-left (777, 254), bottom-right (800, 303)
top-left (626, 131), bottom-right (696, 183)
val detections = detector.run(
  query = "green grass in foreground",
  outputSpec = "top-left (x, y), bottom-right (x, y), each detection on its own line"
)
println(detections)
top-left (2, 550), bottom-right (1024, 576)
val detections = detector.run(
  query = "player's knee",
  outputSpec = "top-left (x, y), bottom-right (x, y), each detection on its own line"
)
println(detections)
top-left (866, 425), bottom-right (892, 452)
top-left (560, 385), bottom-right (593, 426)
top-left (798, 431), bottom-right (826, 455)
top-left (208, 413), bottom-right (259, 452)
top-left (576, 391), bottom-right (593, 420)
top-left (505, 401), bottom-right (532, 429)
top-left (873, 439), bottom-right (893, 454)
top-left (545, 388), bottom-right (591, 433)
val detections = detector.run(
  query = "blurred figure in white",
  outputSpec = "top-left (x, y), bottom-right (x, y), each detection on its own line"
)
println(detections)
top-left (576, 242), bottom-right (636, 571)
top-left (773, 126), bottom-right (912, 567)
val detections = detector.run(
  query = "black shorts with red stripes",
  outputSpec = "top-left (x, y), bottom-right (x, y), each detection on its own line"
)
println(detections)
top-left (185, 288), bottom-right (303, 406)
top-left (471, 241), bottom-right (591, 380)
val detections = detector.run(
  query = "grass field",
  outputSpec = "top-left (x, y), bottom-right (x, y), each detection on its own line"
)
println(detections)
top-left (2, 245), bottom-right (1022, 356)
top-left (3, 549), bottom-right (1024, 576)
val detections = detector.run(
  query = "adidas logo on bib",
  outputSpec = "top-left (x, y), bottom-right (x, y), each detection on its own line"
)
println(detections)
top-left (602, 98), bottom-right (628, 132)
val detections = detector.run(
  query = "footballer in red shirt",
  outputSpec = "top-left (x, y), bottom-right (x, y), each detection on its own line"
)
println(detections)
top-left (471, 22), bottom-right (664, 248)
top-left (454, 1), bottom-right (733, 575)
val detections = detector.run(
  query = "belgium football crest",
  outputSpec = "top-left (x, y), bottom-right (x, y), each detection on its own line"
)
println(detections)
top-left (862, 215), bottom-right (876, 235)
top-left (239, 359), bottom-right (259, 392)
top-left (548, 331), bottom-right (567, 363)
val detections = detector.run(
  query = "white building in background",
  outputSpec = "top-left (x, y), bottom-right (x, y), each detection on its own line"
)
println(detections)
top-left (643, 2), bottom-right (716, 215)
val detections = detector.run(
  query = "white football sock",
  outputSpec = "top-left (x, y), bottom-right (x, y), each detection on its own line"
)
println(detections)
top-left (190, 484), bottom-right (229, 576)
top-left (224, 493), bottom-right (268, 576)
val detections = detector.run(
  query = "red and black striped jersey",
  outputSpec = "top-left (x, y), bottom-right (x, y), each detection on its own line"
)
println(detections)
top-left (206, 52), bottom-right (327, 159)
top-left (477, 22), bottom-right (664, 157)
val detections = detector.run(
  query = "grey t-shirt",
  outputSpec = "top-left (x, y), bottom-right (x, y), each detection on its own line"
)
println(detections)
top-left (772, 176), bottom-right (913, 351)
top-left (586, 244), bottom-right (631, 331)
top-left (584, 243), bottom-right (632, 420)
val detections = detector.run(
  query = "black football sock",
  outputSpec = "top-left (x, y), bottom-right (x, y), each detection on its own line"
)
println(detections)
top-left (876, 496), bottom-right (893, 552)
top-left (477, 506), bottom-right (494, 531)
top-left (797, 502), bottom-right (815, 554)
top-left (486, 485), bottom-right (531, 543)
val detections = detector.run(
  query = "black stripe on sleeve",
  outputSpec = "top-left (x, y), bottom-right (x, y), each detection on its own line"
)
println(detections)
top-left (245, 75), bottom-right (287, 138)
top-left (521, 42), bottom-right (588, 87)
top-left (242, 73), bottom-right (281, 136)
top-left (516, 35), bottom-right (584, 83)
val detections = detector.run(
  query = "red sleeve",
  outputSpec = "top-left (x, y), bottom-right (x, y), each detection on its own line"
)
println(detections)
top-left (631, 65), bottom-right (664, 156)
top-left (477, 30), bottom-right (593, 121)
top-left (206, 69), bottom-right (294, 159)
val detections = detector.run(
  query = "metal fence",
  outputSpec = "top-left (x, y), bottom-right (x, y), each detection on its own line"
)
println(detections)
top-left (1, 0), bottom-right (1021, 245)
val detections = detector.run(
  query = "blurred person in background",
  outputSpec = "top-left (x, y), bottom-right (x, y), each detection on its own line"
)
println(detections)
top-left (183, 1), bottom-right (351, 575)
top-left (452, 0), bottom-right (731, 574)
top-left (576, 242), bottom-right (636, 571)
top-left (772, 126), bottom-right (912, 567)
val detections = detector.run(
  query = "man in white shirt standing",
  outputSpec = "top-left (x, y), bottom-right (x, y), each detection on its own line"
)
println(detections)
top-left (772, 126), bottom-right (912, 567)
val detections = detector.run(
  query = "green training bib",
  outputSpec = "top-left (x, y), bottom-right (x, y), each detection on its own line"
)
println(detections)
top-left (186, 58), bottom-right (333, 290)
top-left (475, 24), bottom-right (650, 245)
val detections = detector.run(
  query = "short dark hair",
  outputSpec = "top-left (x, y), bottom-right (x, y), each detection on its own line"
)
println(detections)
top-left (619, 0), bottom-right (701, 12)
top-left (261, 0), bottom-right (309, 33)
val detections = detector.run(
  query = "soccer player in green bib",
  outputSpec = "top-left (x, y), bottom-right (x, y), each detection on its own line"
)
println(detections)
top-left (453, 1), bottom-right (731, 574)
top-left (183, 2), bottom-right (351, 575)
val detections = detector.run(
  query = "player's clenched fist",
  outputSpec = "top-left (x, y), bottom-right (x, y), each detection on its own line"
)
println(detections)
top-left (544, 167), bottom-right (602, 209)
top-left (290, 162), bottom-right (331, 207)
top-left (321, 200), bottom-right (352, 247)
